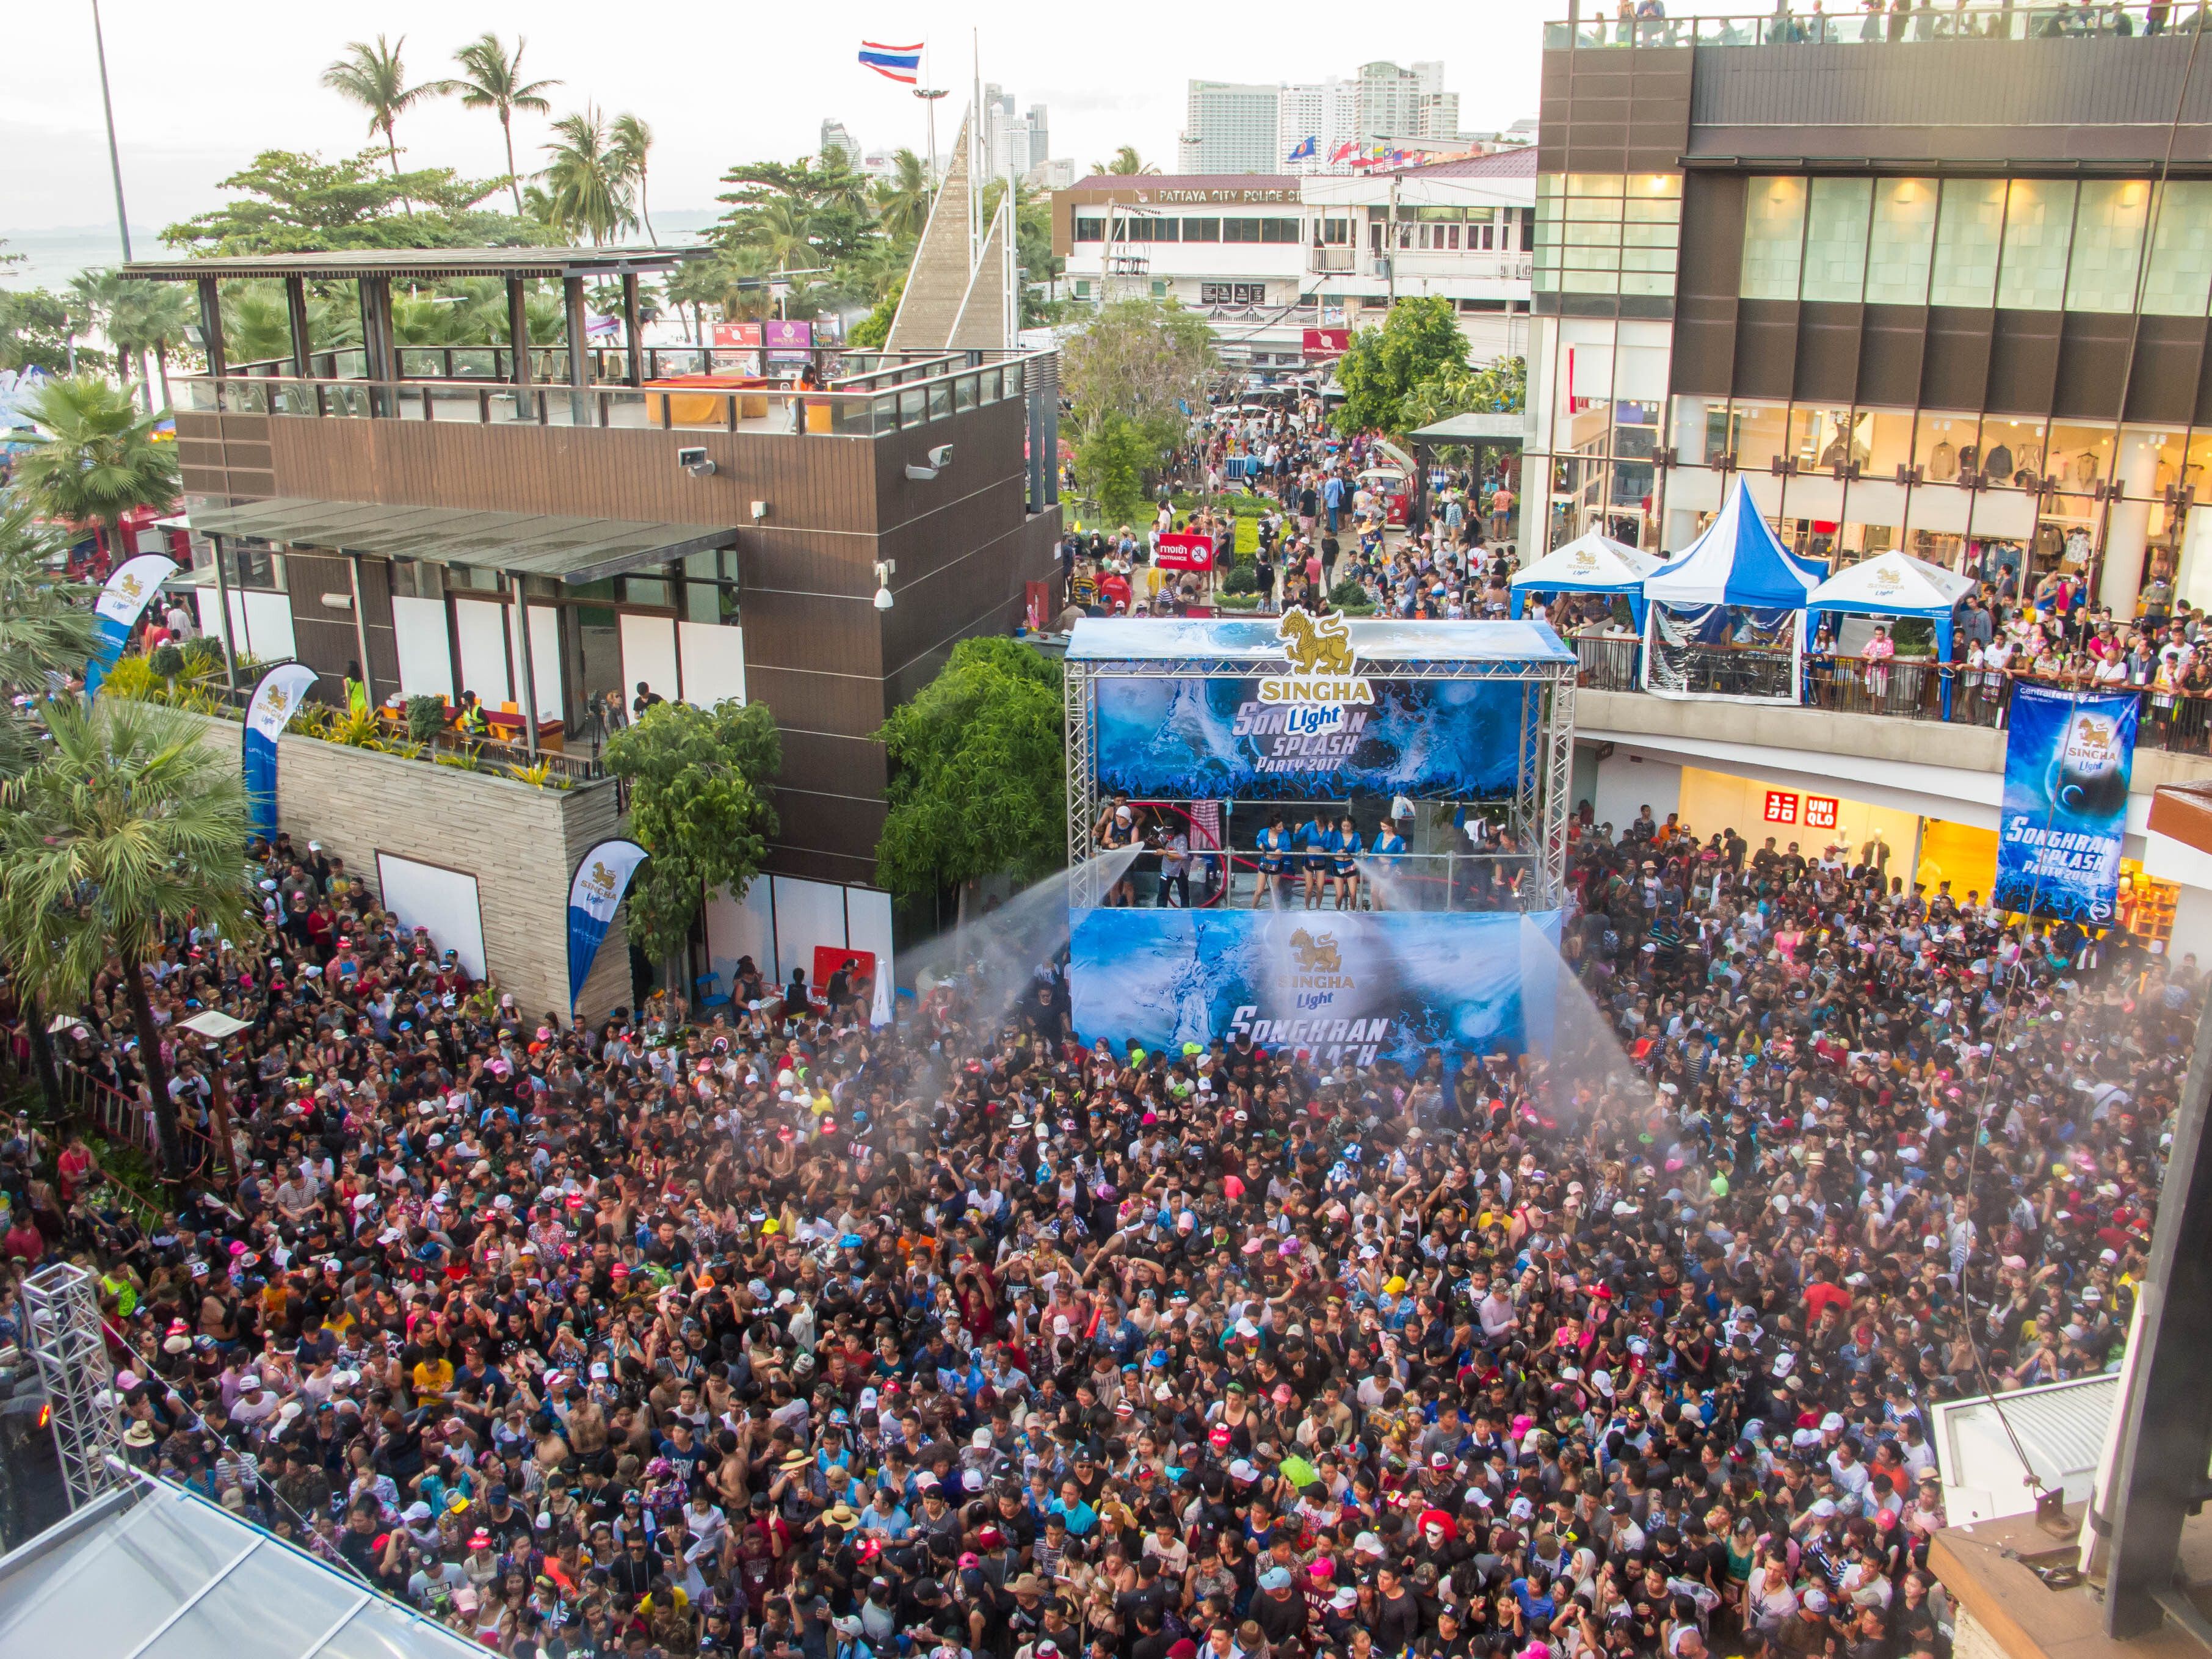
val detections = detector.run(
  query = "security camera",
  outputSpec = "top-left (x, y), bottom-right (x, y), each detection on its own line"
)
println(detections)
top-left (874, 560), bottom-right (896, 611)
top-left (904, 444), bottom-right (954, 482)
top-left (677, 447), bottom-right (716, 477)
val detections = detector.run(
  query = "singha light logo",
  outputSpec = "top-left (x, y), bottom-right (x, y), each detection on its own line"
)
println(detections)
top-left (586, 860), bottom-right (621, 901)
top-left (1288, 929), bottom-right (1343, 974)
top-left (263, 685), bottom-right (290, 717)
top-left (116, 572), bottom-right (144, 601)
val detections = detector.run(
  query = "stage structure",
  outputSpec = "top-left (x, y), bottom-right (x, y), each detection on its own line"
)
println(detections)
top-left (1062, 614), bottom-right (1579, 1065)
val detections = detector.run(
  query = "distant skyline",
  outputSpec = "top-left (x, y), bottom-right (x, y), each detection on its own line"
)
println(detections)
top-left (4, 2), bottom-right (1547, 248)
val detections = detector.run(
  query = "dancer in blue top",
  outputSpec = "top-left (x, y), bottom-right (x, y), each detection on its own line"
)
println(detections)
top-left (1332, 814), bottom-right (1364, 910)
top-left (1296, 810), bottom-right (1330, 909)
top-left (1367, 819), bottom-right (1406, 910)
top-left (1251, 812), bottom-right (1291, 908)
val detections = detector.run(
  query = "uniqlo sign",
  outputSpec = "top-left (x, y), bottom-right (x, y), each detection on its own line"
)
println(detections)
top-left (1763, 790), bottom-right (1798, 824)
top-left (1804, 796), bottom-right (1840, 829)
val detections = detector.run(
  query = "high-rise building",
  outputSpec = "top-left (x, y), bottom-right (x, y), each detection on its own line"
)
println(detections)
top-left (1276, 77), bottom-right (1358, 175)
top-left (979, 85), bottom-right (1057, 180)
top-left (820, 119), bottom-right (860, 167)
top-left (1353, 60), bottom-right (1462, 148)
top-left (1026, 104), bottom-right (1051, 172)
top-left (1180, 81), bottom-right (1282, 175)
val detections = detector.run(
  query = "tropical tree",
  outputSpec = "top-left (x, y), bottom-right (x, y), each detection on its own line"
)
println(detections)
top-left (162, 149), bottom-right (522, 256)
top-left (1398, 355), bottom-right (1527, 443)
top-left (872, 148), bottom-right (932, 242)
top-left (876, 638), bottom-right (1066, 920)
top-left (113, 283), bottom-right (195, 411)
top-left (12, 376), bottom-right (181, 562)
top-left (443, 32), bottom-right (560, 217)
top-left (540, 107), bottom-right (637, 246)
top-left (1090, 145), bottom-right (1155, 176)
top-left (67, 267), bottom-right (139, 401)
top-left (0, 285), bottom-right (82, 374)
top-left (0, 698), bottom-right (250, 1174)
top-left (0, 499), bottom-right (98, 768)
top-left (321, 36), bottom-right (439, 205)
top-left (610, 114), bottom-right (658, 242)
top-left (600, 700), bottom-right (781, 965)
top-left (662, 256), bottom-right (728, 343)
top-left (1333, 296), bottom-right (1468, 437)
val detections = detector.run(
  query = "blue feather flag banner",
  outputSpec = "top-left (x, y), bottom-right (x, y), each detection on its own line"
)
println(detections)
top-left (859, 42), bottom-right (923, 83)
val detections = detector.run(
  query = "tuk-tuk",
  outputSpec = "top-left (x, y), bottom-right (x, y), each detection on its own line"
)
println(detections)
top-left (1358, 466), bottom-right (1411, 528)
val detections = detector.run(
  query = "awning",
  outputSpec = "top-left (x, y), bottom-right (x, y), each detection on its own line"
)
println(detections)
top-left (1407, 411), bottom-right (1526, 445)
top-left (185, 498), bottom-right (735, 586)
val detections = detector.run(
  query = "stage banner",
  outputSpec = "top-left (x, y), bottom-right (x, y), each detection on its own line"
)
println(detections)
top-left (567, 839), bottom-right (650, 1010)
top-left (241, 661), bottom-right (319, 841)
top-left (1994, 683), bottom-right (2138, 926)
top-left (85, 553), bottom-right (178, 695)
top-left (1093, 675), bottom-right (1532, 800)
top-left (1069, 907), bottom-right (1560, 1067)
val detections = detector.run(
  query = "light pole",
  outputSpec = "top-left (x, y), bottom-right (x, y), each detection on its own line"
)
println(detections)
top-left (90, 0), bottom-right (133, 263)
top-left (915, 87), bottom-right (948, 211)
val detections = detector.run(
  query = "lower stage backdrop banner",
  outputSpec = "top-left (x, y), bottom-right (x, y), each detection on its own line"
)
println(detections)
top-left (1069, 907), bottom-right (1561, 1067)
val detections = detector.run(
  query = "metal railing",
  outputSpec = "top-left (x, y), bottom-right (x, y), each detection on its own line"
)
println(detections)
top-left (223, 343), bottom-right (1029, 390)
top-left (1573, 633), bottom-right (1644, 689)
top-left (178, 354), bottom-right (1031, 439)
top-left (1547, 3), bottom-right (2207, 49)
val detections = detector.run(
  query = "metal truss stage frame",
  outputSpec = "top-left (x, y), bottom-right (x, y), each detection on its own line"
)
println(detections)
top-left (1062, 617), bottom-right (1578, 910)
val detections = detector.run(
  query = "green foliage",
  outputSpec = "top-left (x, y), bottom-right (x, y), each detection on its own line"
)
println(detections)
top-left (1329, 575), bottom-right (1369, 607)
top-left (1332, 296), bottom-right (1468, 437)
top-left (147, 644), bottom-right (185, 681)
top-left (540, 105), bottom-right (637, 246)
top-left (443, 32), bottom-right (560, 217)
top-left (322, 34), bottom-right (439, 187)
top-left (405, 694), bottom-right (449, 743)
top-left (12, 375), bottom-right (180, 542)
top-left (1075, 413), bottom-right (1153, 526)
top-left (162, 149), bottom-right (528, 255)
top-left (1062, 297), bottom-right (1216, 446)
top-left (846, 275), bottom-right (903, 349)
top-left (0, 698), bottom-right (250, 1171)
top-left (1399, 355), bottom-right (1527, 439)
top-left (602, 700), bottom-right (781, 961)
top-left (875, 639), bottom-right (1066, 898)
top-left (0, 501), bottom-right (100, 781)
top-left (0, 287), bottom-right (84, 374)
top-left (1219, 562), bottom-right (1259, 597)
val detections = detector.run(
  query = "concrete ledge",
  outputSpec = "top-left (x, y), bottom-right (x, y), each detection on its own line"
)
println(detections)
top-left (1581, 689), bottom-right (2212, 799)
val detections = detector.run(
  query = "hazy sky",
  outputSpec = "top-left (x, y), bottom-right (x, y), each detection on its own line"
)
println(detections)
top-left (7, 1), bottom-right (1551, 242)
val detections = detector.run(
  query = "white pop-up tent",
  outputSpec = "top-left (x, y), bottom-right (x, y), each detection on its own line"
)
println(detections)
top-left (1509, 531), bottom-right (1662, 629)
top-left (1805, 548), bottom-right (1974, 660)
top-left (1641, 476), bottom-right (1822, 702)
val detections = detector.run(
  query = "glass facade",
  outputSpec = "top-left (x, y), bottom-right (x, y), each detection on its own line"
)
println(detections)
top-left (1534, 173), bottom-right (1680, 297)
top-left (1741, 172), bottom-right (2212, 316)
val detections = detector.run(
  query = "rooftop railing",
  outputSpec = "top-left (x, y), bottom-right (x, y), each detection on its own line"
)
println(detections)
top-left (178, 353), bottom-right (1031, 438)
top-left (1547, 2), bottom-right (2207, 49)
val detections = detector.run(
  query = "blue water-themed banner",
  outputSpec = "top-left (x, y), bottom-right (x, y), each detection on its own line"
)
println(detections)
top-left (1993, 683), bottom-right (2138, 926)
top-left (1068, 907), bottom-right (1561, 1067)
top-left (240, 662), bottom-right (320, 841)
top-left (85, 553), bottom-right (178, 695)
top-left (1093, 676), bottom-right (1532, 802)
top-left (567, 839), bottom-right (650, 1009)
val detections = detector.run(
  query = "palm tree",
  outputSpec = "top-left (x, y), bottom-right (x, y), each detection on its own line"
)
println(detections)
top-left (872, 148), bottom-right (932, 243)
top-left (114, 283), bottom-right (195, 412)
top-left (1092, 145), bottom-right (1156, 176)
top-left (610, 114), bottom-right (658, 242)
top-left (753, 197), bottom-right (818, 269)
top-left (66, 267), bottom-right (139, 404)
top-left (444, 33), bottom-right (560, 217)
top-left (0, 503), bottom-right (98, 1118)
top-left (12, 376), bottom-right (180, 568)
top-left (0, 698), bottom-right (248, 1174)
top-left (540, 107), bottom-right (637, 247)
top-left (322, 35), bottom-right (436, 206)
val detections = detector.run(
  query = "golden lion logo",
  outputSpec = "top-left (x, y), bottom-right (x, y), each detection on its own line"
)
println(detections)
top-left (1276, 608), bottom-right (1355, 676)
top-left (586, 860), bottom-right (620, 900)
top-left (1288, 929), bottom-right (1343, 973)
top-left (264, 686), bottom-right (289, 716)
top-left (117, 573), bottom-right (143, 600)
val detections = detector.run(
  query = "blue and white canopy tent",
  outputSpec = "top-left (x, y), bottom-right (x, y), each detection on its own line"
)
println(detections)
top-left (1805, 548), bottom-right (1976, 715)
top-left (1640, 476), bottom-right (1822, 702)
top-left (1509, 530), bottom-right (1662, 629)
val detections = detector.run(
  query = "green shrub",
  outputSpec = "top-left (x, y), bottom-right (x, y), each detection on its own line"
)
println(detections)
top-left (148, 643), bottom-right (185, 681)
top-left (1329, 576), bottom-right (1367, 608)
top-left (405, 694), bottom-right (449, 744)
top-left (1220, 562), bottom-right (1259, 596)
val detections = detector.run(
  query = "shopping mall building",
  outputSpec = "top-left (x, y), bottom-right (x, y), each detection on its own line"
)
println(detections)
top-left (1525, 8), bottom-right (2212, 954)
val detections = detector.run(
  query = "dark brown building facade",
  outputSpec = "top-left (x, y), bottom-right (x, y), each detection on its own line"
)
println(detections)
top-left (1526, 12), bottom-right (2212, 620)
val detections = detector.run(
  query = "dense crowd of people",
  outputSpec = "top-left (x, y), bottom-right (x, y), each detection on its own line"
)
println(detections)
top-left (0, 759), bottom-right (2189, 1659)
top-left (1057, 390), bottom-right (1520, 626)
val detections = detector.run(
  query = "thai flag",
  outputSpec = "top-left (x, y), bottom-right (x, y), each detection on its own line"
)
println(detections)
top-left (858, 41), bottom-right (923, 82)
top-left (1327, 139), bottom-right (1357, 164)
top-left (1286, 134), bottom-right (1318, 164)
